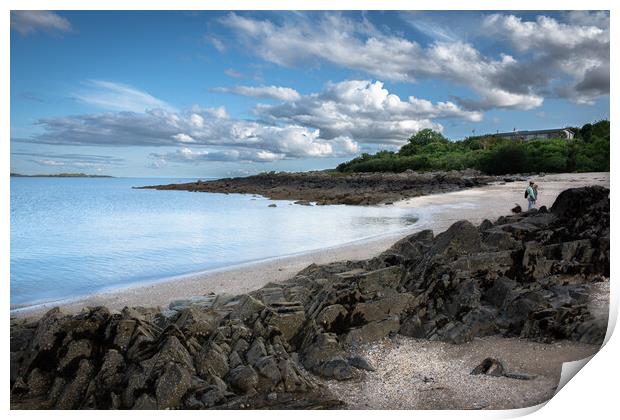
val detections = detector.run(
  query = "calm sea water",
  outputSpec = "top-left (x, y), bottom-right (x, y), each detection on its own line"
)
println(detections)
top-left (10, 177), bottom-right (419, 308)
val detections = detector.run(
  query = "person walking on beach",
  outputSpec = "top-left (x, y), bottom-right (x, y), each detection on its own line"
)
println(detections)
top-left (525, 181), bottom-right (537, 210)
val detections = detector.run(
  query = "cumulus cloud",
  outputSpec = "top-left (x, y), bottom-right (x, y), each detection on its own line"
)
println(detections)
top-left (18, 107), bottom-right (348, 162)
top-left (482, 13), bottom-right (609, 105)
top-left (255, 80), bottom-right (479, 145)
top-left (220, 12), bottom-right (609, 110)
top-left (150, 147), bottom-right (286, 165)
top-left (73, 80), bottom-right (175, 113)
top-left (213, 85), bottom-right (301, 101)
top-left (11, 11), bottom-right (72, 36)
top-left (16, 78), bottom-right (491, 161)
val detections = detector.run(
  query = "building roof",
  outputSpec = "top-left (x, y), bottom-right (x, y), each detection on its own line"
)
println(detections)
top-left (495, 128), bottom-right (574, 137)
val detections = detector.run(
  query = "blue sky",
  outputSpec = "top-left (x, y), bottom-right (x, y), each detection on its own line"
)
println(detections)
top-left (10, 10), bottom-right (610, 177)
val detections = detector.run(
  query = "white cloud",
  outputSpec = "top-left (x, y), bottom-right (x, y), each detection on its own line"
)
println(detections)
top-left (26, 107), bottom-right (350, 161)
top-left (482, 13), bottom-right (609, 105)
top-left (334, 136), bottom-right (360, 154)
top-left (39, 159), bottom-right (65, 167)
top-left (255, 80), bottom-right (479, 145)
top-left (213, 85), bottom-right (301, 101)
top-left (204, 106), bottom-right (229, 119)
top-left (483, 14), bottom-right (607, 52)
top-left (150, 147), bottom-right (286, 164)
top-left (221, 12), bottom-right (609, 110)
top-left (190, 113), bottom-right (204, 128)
top-left (21, 79), bottom-right (482, 160)
top-left (172, 133), bottom-right (195, 143)
top-left (207, 36), bottom-right (226, 52)
top-left (11, 11), bottom-right (72, 36)
top-left (73, 80), bottom-right (175, 113)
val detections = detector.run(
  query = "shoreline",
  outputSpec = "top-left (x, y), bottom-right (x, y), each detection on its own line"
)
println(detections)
top-left (10, 179), bottom-right (610, 409)
top-left (10, 227), bottom-right (416, 318)
top-left (12, 171), bottom-right (609, 320)
top-left (136, 169), bottom-right (501, 205)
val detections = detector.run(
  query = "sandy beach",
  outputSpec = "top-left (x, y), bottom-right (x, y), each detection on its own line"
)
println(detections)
top-left (320, 278), bottom-right (609, 410)
top-left (12, 171), bottom-right (609, 319)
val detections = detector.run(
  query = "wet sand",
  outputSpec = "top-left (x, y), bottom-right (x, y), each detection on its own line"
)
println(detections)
top-left (12, 172), bottom-right (609, 319)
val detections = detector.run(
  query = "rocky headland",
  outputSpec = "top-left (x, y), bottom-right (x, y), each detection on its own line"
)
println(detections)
top-left (10, 186), bottom-right (609, 409)
top-left (136, 170), bottom-right (507, 205)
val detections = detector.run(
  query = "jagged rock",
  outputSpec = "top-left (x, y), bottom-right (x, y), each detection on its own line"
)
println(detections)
top-left (57, 339), bottom-right (93, 373)
top-left (483, 229), bottom-right (520, 251)
top-left (300, 332), bottom-right (345, 374)
top-left (169, 294), bottom-right (218, 311)
top-left (551, 186), bottom-right (609, 219)
top-left (315, 304), bottom-right (348, 330)
top-left (229, 295), bottom-right (266, 322)
top-left (343, 317), bottom-right (400, 347)
top-left (200, 389), bottom-right (225, 407)
top-left (572, 319), bottom-right (607, 344)
top-left (156, 363), bottom-right (192, 409)
top-left (9, 186), bottom-right (610, 409)
top-left (149, 335), bottom-right (195, 374)
top-left (266, 304), bottom-right (306, 342)
top-left (133, 393), bottom-right (157, 409)
top-left (381, 230), bottom-right (434, 265)
top-left (113, 319), bottom-right (136, 351)
top-left (470, 358), bottom-right (506, 376)
top-left (278, 358), bottom-right (307, 392)
top-left (254, 356), bottom-right (282, 385)
top-left (26, 368), bottom-right (50, 397)
top-left (356, 267), bottom-right (403, 297)
top-left (318, 357), bottom-right (354, 380)
top-left (399, 315), bottom-right (426, 338)
top-left (95, 349), bottom-right (125, 389)
top-left (471, 358), bottom-right (537, 380)
top-left (195, 342), bottom-right (229, 378)
top-left (11, 327), bottom-right (34, 352)
top-left (55, 359), bottom-right (95, 409)
top-left (246, 338), bottom-right (268, 366)
top-left (227, 365), bottom-right (259, 393)
top-left (347, 355), bottom-right (375, 371)
top-left (434, 321), bottom-right (472, 344)
top-left (173, 307), bottom-right (218, 338)
top-left (431, 220), bottom-right (482, 258)
top-left (484, 277), bottom-right (519, 307)
top-left (351, 294), bottom-right (414, 324)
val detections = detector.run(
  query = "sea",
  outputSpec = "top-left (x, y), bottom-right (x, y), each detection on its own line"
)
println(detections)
top-left (10, 177), bottom-right (420, 309)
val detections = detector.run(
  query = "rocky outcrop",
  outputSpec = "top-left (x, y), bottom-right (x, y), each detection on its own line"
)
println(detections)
top-left (136, 170), bottom-right (500, 205)
top-left (10, 186), bottom-right (609, 409)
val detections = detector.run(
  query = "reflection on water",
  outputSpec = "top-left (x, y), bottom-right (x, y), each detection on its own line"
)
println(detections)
top-left (351, 215), bottom-right (419, 227)
top-left (11, 177), bottom-right (420, 307)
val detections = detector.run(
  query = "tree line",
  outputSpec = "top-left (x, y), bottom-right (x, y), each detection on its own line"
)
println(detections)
top-left (336, 120), bottom-right (610, 175)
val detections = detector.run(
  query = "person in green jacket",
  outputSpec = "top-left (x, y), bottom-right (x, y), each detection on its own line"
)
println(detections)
top-left (526, 181), bottom-right (537, 210)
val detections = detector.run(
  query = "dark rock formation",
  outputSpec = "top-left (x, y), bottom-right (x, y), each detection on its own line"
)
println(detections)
top-left (10, 186), bottom-right (609, 409)
top-left (471, 358), bottom-right (537, 380)
top-left (135, 170), bottom-right (501, 205)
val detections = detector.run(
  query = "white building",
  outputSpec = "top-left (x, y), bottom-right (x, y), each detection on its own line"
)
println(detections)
top-left (495, 128), bottom-right (575, 141)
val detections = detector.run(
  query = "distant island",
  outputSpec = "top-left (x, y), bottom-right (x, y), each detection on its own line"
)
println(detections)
top-left (10, 172), bottom-right (113, 178)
